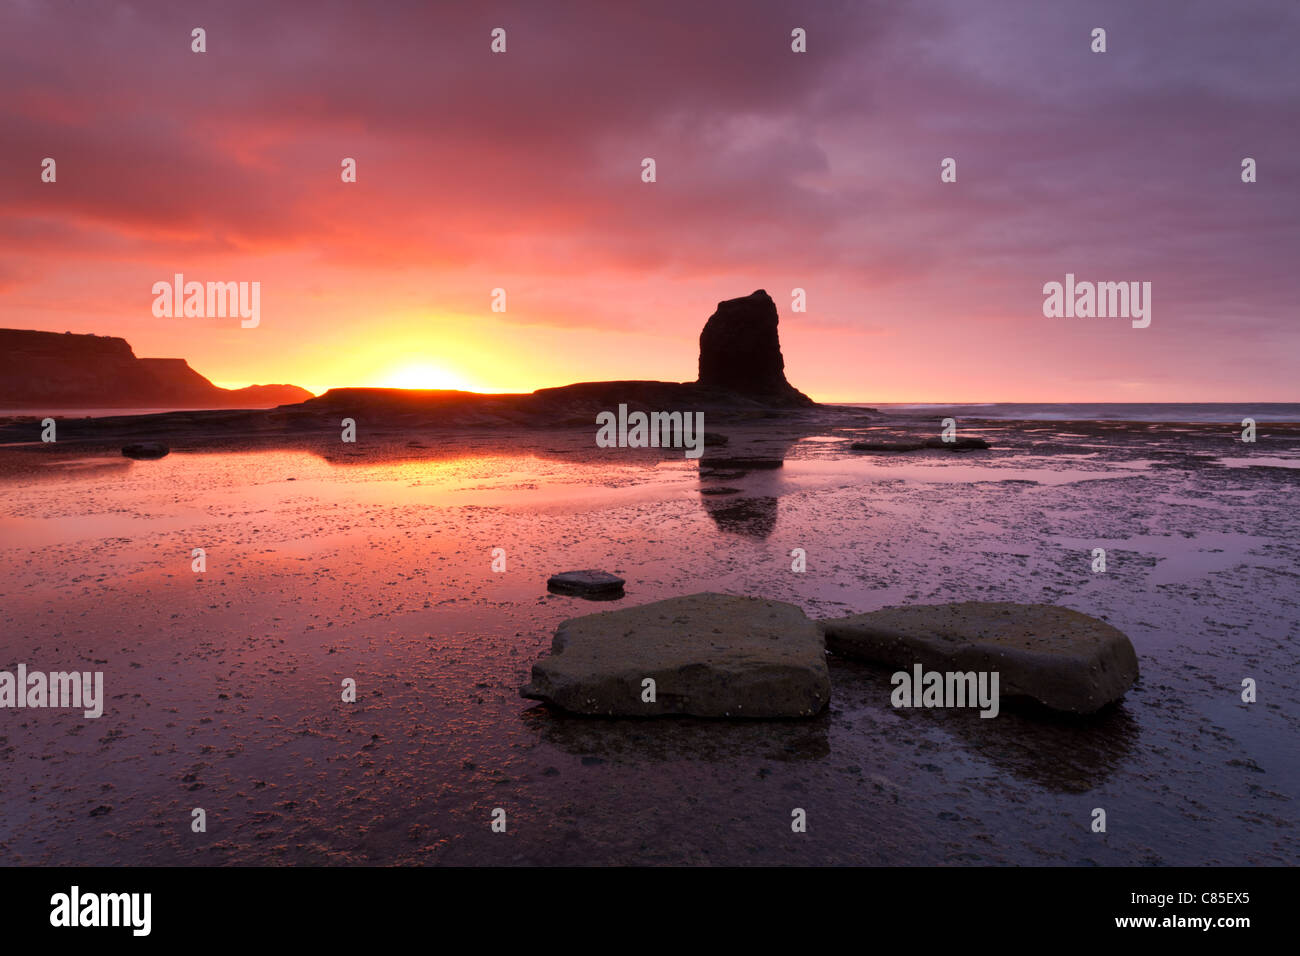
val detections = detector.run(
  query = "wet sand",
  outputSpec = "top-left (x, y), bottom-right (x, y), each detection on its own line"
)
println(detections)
top-left (0, 416), bottom-right (1297, 865)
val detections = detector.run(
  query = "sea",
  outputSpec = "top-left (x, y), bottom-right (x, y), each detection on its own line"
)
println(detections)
top-left (4, 402), bottom-right (1298, 423)
top-left (861, 402), bottom-right (1300, 423)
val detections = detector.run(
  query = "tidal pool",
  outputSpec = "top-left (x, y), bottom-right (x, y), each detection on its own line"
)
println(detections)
top-left (0, 424), bottom-right (1296, 865)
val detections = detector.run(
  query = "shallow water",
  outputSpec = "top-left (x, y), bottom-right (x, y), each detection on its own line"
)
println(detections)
top-left (0, 423), bottom-right (1296, 865)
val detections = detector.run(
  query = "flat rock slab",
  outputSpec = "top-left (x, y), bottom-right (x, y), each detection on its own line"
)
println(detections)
top-left (820, 602), bottom-right (1138, 714)
top-left (546, 570), bottom-right (625, 599)
top-left (121, 442), bottom-right (169, 460)
top-left (851, 437), bottom-right (989, 452)
top-left (521, 592), bottom-right (831, 717)
top-left (699, 457), bottom-right (784, 470)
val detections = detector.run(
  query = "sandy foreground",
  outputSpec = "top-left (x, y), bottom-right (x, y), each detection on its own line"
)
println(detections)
top-left (0, 416), bottom-right (1297, 865)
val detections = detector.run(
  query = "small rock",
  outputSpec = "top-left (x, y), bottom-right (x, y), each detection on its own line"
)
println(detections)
top-left (850, 440), bottom-right (926, 452)
top-left (923, 437), bottom-right (990, 450)
top-left (121, 442), bottom-right (169, 460)
top-left (546, 570), bottom-right (626, 599)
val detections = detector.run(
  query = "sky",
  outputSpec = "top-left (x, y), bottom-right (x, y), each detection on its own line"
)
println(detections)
top-left (1, 0), bottom-right (1297, 402)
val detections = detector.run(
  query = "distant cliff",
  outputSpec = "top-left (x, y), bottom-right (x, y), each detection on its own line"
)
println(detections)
top-left (0, 291), bottom-right (821, 434)
top-left (0, 329), bottom-right (313, 408)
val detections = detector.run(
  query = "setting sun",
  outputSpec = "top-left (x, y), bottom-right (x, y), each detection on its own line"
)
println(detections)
top-left (378, 362), bottom-right (480, 392)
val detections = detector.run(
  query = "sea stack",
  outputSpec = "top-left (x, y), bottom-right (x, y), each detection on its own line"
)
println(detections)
top-left (696, 290), bottom-right (814, 406)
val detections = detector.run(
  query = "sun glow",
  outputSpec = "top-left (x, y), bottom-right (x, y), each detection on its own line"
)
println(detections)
top-left (379, 362), bottom-right (481, 392)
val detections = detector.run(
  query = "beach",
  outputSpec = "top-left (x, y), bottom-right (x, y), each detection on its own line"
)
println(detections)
top-left (0, 409), bottom-right (1296, 865)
